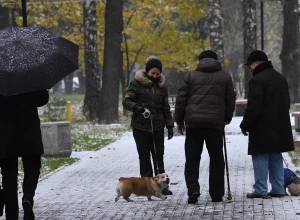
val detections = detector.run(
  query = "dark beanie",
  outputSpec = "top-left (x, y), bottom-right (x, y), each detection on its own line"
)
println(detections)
top-left (245, 50), bottom-right (268, 65)
top-left (198, 50), bottom-right (218, 61)
top-left (145, 59), bottom-right (162, 72)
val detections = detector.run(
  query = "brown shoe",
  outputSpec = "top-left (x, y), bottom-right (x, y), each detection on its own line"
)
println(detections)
top-left (267, 192), bottom-right (285, 198)
top-left (246, 193), bottom-right (271, 199)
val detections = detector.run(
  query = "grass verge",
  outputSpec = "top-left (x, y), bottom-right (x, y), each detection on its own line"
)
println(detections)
top-left (71, 123), bottom-right (131, 151)
top-left (289, 147), bottom-right (300, 166)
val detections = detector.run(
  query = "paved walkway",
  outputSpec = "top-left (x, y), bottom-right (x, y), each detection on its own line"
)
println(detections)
top-left (6, 117), bottom-right (300, 219)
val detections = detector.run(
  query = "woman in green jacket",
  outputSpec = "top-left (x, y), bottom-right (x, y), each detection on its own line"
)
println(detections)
top-left (123, 57), bottom-right (174, 195)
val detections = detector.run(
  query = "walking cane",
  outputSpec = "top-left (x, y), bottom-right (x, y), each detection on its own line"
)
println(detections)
top-left (142, 109), bottom-right (159, 175)
top-left (223, 129), bottom-right (232, 201)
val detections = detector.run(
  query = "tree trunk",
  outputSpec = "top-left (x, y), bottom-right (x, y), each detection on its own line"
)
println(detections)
top-left (99, 0), bottom-right (123, 123)
top-left (280, 0), bottom-right (300, 103)
top-left (52, 82), bottom-right (61, 94)
top-left (77, 70), bottom-right (86, 94)
top-left (208, 0), bottom-right (225, 66)
top-left (83, 0), bottom-right (101, 121)
top-left (0, 6), bottom-right (10, 29)
top-left (243, 0), bottom-right (257, 98)
top-left (64, 72), bottom-right (74, 94)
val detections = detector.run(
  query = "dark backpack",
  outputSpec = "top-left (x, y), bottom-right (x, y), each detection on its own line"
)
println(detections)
top-left (284, 168), bottom-right (299, 188)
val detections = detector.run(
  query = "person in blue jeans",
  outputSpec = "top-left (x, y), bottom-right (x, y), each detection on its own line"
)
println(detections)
top-left (240, 50), bottom-right (294, 198)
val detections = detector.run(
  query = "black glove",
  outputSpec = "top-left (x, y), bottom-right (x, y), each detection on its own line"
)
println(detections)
top-left (167, 127), bottom-right (173, 140)
top-left (133, 105), bottom-right (145, 114)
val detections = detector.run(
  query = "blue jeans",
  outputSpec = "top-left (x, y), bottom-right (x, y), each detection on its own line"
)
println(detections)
top-left (252, 153), bottom-right (284, 195)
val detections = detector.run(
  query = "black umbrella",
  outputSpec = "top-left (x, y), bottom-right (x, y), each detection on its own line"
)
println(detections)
top-left (0, 26), bottom-right (79, 96)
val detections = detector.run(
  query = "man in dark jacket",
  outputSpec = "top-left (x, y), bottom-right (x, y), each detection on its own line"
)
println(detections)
top-left (240, 50), bottom-right (294, 199)
top-left (123, 56), bottom-right (174, 195)
top-left (0, 90), bottom-right (49, 219)
top-left (175, 50), bottom-right (236, 204)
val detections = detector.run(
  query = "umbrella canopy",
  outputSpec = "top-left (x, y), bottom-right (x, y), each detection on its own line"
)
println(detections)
top-left (0, 26), bottom-right (79, 96)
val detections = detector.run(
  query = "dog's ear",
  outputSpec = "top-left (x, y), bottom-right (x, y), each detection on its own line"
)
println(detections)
top-left (152, 176), bottom-right (159, 181)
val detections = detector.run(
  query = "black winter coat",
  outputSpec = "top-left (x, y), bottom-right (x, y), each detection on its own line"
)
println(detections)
top-left (122, 70), bottom-right (174, 131)
top-left (0, 90), bottom-right (49, 157)
top-left (175, 58), bottom-right (236, 131)
top-left (240, 61), bottom-right (294, 155)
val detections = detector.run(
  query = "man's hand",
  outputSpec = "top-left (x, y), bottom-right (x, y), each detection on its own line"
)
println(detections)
top-left (241, 129), bottom-right (248, 136)
top-left (177, 124), bottom-right (185, 135)
top-left (167, 128), bottom-right (173, 140)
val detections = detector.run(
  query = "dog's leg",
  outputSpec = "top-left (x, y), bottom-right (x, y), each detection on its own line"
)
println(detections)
top-left (155, 192), bottom-right (167, 200)
top-left (124, 197), bottom-right (134, 202)
top-left (115, 186), bottom-right (121, 202)
top-left (147, 196), bottom-right (153, 201)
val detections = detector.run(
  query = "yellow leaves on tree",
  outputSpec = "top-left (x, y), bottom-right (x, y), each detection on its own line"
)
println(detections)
top-left (2, 0), bottom-right (209, 72)
top-left (123, 0), bottom-right (209, 71)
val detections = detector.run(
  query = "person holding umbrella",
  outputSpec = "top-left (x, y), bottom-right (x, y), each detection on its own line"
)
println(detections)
top-left (122, 56), bottom-right (174, 195)
top-left (0, 26), bottom-right (79, 219)
top-left (0, 90), bottom-right (49, 219)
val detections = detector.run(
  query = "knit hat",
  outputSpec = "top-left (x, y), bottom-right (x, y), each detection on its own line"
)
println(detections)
top-left (245, 50), bottom-right (268, 65)
top-left (198, 50), bottom-right (218, 61)
top-left (145, 58), bottom-right (162, 73)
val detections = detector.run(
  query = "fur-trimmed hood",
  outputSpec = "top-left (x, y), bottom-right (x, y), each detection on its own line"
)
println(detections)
top-left (134, 70), bottom-right (166, 88)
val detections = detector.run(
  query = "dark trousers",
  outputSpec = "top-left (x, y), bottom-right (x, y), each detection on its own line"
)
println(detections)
top-left (133, 128), bottom-right (165, 177)
top-left (0, 157), bottom-right (19, 219)
top-left (22, 155), bottom-right (41, 206)
top-left (185, 127), bottom-right (225, 199)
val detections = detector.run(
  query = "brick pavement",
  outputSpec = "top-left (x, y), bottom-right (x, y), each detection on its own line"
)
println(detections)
top-left (3, 118), bottom-right (300, 220)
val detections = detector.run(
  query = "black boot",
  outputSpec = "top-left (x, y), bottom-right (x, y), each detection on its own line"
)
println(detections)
top-left (22, 200), bottom-right (35, 220)
top-left (162, 187), bottom-right (173, 195)
top-left (188, 192), bottom-right (200, 204)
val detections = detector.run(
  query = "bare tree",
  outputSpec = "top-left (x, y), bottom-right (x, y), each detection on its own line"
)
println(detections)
top-left (208, 0), bottom-right (225, 65)
top-left (0, 5), bottom-right (10, 30)
top-left (223, 0), bottom-right (243, 97)
top-left (243, 0), bottom-right (257, 98)
top-left (99, 0), bottom-right (123, 123)
top-left (280, 0), bottom-right (300, 103)
top-left (64, 72), bottom-right (74, 94)
top-left (83, 0), bottom-right (101, 121)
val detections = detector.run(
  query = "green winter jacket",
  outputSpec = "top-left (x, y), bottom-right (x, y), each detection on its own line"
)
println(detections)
top-left (123, 70), bottom-right (174, 131)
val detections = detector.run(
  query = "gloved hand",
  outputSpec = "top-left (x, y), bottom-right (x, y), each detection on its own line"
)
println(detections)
top-left (167, 127), bottom-right (173, 140)
top-left (133, 105), bottom-right (145, 114)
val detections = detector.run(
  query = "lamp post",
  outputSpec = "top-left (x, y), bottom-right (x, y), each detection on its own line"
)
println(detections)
top-left (260, 0), bottom-right (264, 50)
top-left (22, 0), bottom-right (27, 27)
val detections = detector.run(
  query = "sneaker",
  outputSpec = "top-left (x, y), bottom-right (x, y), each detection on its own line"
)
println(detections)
top-left (162, 188), bottom-right (173, 195)
top-left (22, 200), bottom-right (35, 220)
top-left (188, 192), bottom-right (200, 204)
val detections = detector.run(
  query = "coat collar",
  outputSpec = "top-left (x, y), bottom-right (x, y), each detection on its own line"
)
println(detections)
top-left (134, 70), bottom-right (166, 88)
top-left (252, 61), bottom-right (273, 76)
top-left (196, 58), bottom-right (222, 72)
